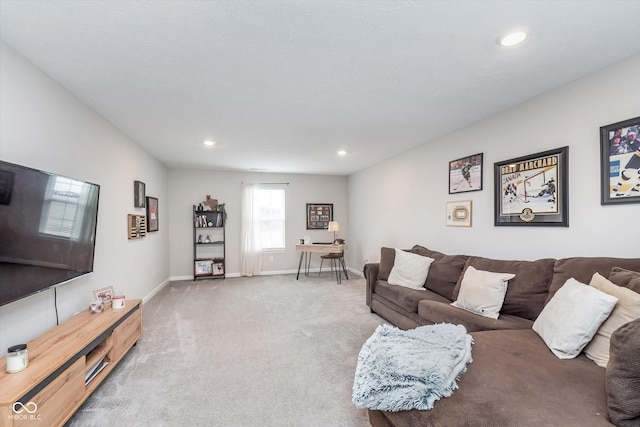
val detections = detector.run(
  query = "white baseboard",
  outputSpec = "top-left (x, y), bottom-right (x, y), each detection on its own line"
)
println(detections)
top-left (168, 265), bottom-right (362, 282)
top-left (143, 277), bottom-right (171, 304)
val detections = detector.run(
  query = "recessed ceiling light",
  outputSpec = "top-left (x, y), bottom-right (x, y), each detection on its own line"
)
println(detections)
top-left (497, 31), bottom-right (528, 47)
top-left (203, 140), bottom-right (216, 146)
top-left (337, 150), bottom-right (347, 156)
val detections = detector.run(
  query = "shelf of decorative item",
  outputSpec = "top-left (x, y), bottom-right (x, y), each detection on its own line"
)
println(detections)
top-left (193, 204), bottom-right (226, 280)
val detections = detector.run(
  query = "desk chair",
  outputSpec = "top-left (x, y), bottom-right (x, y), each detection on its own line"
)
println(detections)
top-left (319, 251), bottom-right (349, 283)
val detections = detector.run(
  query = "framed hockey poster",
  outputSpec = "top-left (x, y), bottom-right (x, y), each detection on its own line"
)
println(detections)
top-left (449, 153), bottom-right (483, 194)
top-left (600, 116), bottom-right (640, 205)
top-left (494, 146), bottom-right (568, 227)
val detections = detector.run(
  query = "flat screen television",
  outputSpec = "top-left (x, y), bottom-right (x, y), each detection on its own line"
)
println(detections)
top-left (0, 161), bottom-right (100, 307)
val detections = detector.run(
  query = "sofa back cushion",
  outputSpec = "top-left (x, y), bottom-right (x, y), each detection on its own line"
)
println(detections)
top-left (453, 256), bottom-right (555, 320)
top-left (411, 245), bottom-right (468, 301)
top-left (378, 247), bottom-right (397, 281)
top-left (548, 257), bottom-right (640, 304)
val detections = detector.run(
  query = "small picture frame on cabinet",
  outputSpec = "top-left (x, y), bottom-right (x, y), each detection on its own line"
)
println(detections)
top-left (92, 286), bottom-right (115, 302)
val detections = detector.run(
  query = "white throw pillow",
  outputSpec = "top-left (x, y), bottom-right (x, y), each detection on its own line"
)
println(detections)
top-left (533, 278), bottom-right (619, 359)
top-left (583, 273), bottom-right (640, 367)
top-left (451, 266), bottom-right (515, 319)
top-left (387, 248), bottom-right (434, 290)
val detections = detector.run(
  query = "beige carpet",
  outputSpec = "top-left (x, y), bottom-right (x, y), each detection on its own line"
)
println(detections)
top-left (68, 273), bottom-right (383, 426)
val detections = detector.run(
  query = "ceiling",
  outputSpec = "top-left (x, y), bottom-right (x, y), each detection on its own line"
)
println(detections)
top-left (1, 1), bottom-right (639, 176)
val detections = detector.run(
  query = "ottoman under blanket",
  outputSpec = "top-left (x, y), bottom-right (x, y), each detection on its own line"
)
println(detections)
top-left (369, 329), bottom-right (611, 427)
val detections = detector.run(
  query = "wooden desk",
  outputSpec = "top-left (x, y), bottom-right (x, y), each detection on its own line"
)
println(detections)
top-left (296, 243), bottom-right (348, 283)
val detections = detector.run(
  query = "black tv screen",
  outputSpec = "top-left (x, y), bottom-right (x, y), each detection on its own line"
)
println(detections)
top-left (0, 161), bottom-right (100, 307)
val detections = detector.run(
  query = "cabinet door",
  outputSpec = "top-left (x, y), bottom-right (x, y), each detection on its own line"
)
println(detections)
top-left (13, 357), bottom-right (85, 427)
top-left (111, 307), bottom-right (143, 363)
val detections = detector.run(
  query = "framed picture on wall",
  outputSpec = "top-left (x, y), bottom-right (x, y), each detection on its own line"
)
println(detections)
top-left (446, 200), bottom-right (472, 227)
top-left (494, 146), bottom-right (568, 227)
top-left (449, 153), bottom-right (483, 194)
top-left (134, 180), bottom-right (146, 208)
top-left (600, 116), bottom-right (640, 205)
top-left (306, 203), bottom-right (333, 229)
top-left (146, 196), bottom-right (159, 232)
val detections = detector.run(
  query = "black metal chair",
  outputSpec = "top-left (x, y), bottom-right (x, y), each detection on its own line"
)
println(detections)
top-left (319, 251), bottom-right (349, 283)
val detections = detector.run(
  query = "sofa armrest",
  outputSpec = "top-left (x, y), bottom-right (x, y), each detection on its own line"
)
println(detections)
top-left (364, 263), bottom-right (379, 309)
top-left (606, 318), bottom-right (640, 426)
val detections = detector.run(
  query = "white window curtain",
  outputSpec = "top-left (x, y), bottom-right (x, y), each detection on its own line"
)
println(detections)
top-left (240, 184), bottom-right (263, 276)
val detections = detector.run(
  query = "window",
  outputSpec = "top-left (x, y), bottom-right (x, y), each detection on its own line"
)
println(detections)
top-left (255, 188), bottom-right (285, 250)
top-left (39, 176), bottom-right (89, 240)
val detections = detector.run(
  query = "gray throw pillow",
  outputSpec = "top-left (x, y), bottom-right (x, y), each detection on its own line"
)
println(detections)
top-left (609, 267), bottom-right (640, 293)
top-left (606, 318), bottom-right (640, 426)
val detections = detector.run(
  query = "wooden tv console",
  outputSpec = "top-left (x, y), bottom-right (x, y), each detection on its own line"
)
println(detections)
top-left (0, 300), bottom-right (142, 426)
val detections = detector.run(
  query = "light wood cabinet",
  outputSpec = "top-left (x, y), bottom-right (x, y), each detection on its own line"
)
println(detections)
top-left (0, 300), bottom-right (142, 426)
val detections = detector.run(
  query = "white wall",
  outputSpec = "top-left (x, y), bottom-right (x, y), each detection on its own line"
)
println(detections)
top-left (168, 169), bottom-right (348, 278)
top-left (0, 42), bottom-right (170, 356)
top-left (348, 55), bottom-right (640, 269)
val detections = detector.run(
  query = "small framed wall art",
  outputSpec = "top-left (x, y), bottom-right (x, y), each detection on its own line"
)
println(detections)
top-left (446, 200), bottom-right (472, 227)
top-left (494, 146), bottom-right (568, 227)
top-left (600, 116), bottom-right (640, 205)
top-left (128, 214), bottom-right (147, 239)
top-left (449, 153), bottom-right (483, 194)
top-left (134, 180), bottom-right (146, 208)
top-left (146, 196), bottom-right (159, 232)
top-left (306, 203), bottom-right (333, 229)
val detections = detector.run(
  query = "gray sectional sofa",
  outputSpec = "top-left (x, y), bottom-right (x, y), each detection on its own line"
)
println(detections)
top-left (363, 245), bottom-right (640, 427)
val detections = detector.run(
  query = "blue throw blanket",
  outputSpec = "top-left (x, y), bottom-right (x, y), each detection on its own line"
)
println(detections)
top-left (352, 323), bottom-right (473, 412)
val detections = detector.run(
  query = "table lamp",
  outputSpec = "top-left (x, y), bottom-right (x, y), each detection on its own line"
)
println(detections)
top-left (328, 221), bottom-right (340, 243)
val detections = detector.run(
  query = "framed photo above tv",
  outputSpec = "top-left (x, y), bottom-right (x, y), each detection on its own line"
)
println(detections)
top-left (600, 116), bottom-right (640, 205)
top-left (449, 153), bottom-right (483, 194)
top-left (494, 146), bottom-right (568, 227)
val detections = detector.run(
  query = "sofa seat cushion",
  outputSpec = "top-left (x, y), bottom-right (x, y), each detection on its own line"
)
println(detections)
top-left (374, 280), bottom-right (450, 313)
top-left (453, 256), bottom-right (555, 320)
top-left (418, 300), bottom-right (533, 332)
top-left (373, 329), bottom-right (611, 427)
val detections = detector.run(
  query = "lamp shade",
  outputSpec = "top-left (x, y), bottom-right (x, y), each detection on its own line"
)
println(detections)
top-left (328, 221), bottom-right (340, 232)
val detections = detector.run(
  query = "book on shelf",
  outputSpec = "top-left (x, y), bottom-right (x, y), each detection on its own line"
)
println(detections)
top-left (85, 356), bottom-right (109, 385)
